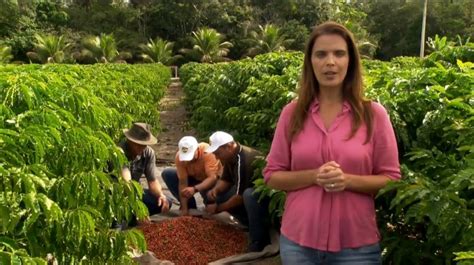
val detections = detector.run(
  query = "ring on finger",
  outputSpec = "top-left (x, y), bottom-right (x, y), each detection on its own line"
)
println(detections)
top-left (329, 183), bottom-right (335, 188)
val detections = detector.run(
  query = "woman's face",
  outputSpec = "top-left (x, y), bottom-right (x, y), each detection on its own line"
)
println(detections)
top-left (311, 34), bottom-right (349, 91)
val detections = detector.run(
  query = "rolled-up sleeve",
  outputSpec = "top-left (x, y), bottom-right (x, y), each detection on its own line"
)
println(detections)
top-left (371, 102), bottom-right (401, 180)
top-left (263, 102), bottom-right (295, 183)
top-left (144, 148), bottom-right (157, 182)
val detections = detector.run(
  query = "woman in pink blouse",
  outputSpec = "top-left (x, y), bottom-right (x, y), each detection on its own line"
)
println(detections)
top-left (263, 22), bottom-right (400, 264)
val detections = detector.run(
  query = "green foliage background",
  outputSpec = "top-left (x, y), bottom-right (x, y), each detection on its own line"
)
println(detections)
top-left (0, 0), bottom-right (472, 263)
top-left (0, 63), bottom-right (170, 263)
top-left (1, 0), bottom-right (473, 63)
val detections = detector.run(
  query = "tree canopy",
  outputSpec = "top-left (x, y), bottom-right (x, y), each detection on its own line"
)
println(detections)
top-left (0, 0), bottom-right (472, 63)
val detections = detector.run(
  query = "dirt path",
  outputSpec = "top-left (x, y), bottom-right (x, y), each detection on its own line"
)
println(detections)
top-left (151, 78), bottom-right (195, 166)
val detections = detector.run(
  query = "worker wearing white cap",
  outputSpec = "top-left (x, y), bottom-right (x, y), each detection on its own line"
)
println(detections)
top-left (162, 136), bottom-right (222, 216)
top-left (205, 131), bottom-right (271, 252)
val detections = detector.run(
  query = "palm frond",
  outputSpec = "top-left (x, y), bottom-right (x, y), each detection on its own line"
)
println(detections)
top-left (80, 34), bottom-right (119, 63)
top-left (181, 28), bottom-right (233, 63)
top-left (27, 34), bottom-right (72, 64)
top-left (0, 45), bottom-right (13, 63)
top-left (246, 24), bottom-right (292, 57)
top-left (139, 37), bottom-right (178, 65)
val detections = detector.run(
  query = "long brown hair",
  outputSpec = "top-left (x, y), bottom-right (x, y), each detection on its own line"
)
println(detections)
top-left (289, 21), bottom-right (373, 143)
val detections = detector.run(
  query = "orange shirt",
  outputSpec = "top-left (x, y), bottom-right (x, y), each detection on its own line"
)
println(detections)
top-left (175, 143), bottom-right (222, 182)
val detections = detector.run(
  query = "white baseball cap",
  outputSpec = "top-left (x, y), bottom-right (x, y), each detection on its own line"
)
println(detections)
top-left (178, 136), bottom-right (198, 161)
top-left (206, 131), bottom-right (234, 153)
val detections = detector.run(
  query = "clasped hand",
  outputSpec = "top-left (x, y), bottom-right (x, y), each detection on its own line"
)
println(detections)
top-left (207, 189), bottom-right (218, 201)
top-left (314, 161), bottom-right (347, 192)
top-left (205, 190), bottom-right (218, 214)
top-left (181, 187), bottom-right (196, 199)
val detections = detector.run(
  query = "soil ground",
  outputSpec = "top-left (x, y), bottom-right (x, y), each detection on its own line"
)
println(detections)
top-left (145, 78), bottom-right (280, 265)
top-left (151, 79), bottom-right (194, 164)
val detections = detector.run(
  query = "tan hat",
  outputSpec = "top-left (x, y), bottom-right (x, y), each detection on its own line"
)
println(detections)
top-left (178, 136), bottom-right (199, 161)
top-left (206, 131), bottom-right (234, 153)
top-left (123, 123), bottom-right (157, 145)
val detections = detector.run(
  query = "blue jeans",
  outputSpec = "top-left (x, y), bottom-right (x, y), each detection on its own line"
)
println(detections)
top-left (280, 234), bottom-right (382, 265)
top-left (124, 187), bottom-right (172, 228)
top-left (161, 168), bottom-right (211, 209)
top-left (142, 188), bottom-right (172, 215)
top-left (213, 186), bottom-right (271, 247)
top-left (243, 187), bottom-right (271, 247)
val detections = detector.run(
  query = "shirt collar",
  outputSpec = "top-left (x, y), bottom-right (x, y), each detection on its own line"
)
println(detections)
top-left (309, 97), bottom-right (352, 114)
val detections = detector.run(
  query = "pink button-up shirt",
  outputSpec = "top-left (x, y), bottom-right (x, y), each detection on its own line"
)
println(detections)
top-left (263, 100), bottom-right (400, 252)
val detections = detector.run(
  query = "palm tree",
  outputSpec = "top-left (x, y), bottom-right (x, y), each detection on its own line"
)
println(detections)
top-left (26, 34), bottom-right (72, 64)
top-left (345, 25), bottom-right (377, 59)
top-left (180, 28), bottom-right (233, 63)
top-left (139, 37), bottom-right (181, 65)
top-left (0, 45), bottom-right (13, 63)
top-left (78, 33), bottom-right (130, 63)
top-left (357, 40), bottom-right (377, 59)
top-left (246, 24), bottom-right (293, 57)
